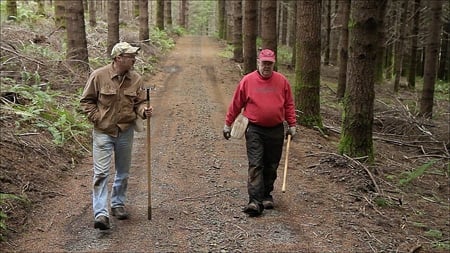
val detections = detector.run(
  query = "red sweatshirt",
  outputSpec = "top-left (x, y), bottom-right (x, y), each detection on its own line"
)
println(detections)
top-left (225, 70), bottom-right (296, 128)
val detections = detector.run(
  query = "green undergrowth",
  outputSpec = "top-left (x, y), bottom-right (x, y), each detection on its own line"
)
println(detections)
top-left (1, 83), bottom-right (90, 150)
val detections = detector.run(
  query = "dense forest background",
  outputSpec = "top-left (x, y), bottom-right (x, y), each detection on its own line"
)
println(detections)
top-left (0, 0), bottom-right (449, 251)
top-left (2, 0), bottom-right (448, 159)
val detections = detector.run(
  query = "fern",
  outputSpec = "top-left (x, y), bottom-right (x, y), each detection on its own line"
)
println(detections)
top-left (3, 84), bottom-right (90, 147)
top-left (399, 159), bottom-right (437, 186)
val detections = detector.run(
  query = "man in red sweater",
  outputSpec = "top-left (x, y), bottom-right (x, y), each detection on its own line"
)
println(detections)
top-left (223, 49), bottom-right (297, 217)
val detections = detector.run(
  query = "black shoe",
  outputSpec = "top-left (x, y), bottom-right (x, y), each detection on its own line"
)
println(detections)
top-left (243, 202), bottom-right (263, 217)
top-left (94, 215), bottom-right (110, 230)
top-left (262, 199), bottom-right (274, 209)
top-left (111, 206), bottom-right (129, 220)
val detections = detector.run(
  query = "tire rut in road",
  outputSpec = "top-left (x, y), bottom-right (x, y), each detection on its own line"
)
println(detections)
top-left (148, 37), bottom-right (248, 252)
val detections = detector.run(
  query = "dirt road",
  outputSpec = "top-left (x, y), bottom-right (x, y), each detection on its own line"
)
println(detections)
top-left (7, 36), bottom-right (437, 253)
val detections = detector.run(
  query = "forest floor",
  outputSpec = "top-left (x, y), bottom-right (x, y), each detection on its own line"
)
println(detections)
top-left (1, 30), bottom-right (449, 252)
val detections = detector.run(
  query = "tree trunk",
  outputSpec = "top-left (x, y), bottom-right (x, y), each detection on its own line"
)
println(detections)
top-left (260, 0), bottom-right (277, 51)
top-left (139, 0), bottom-right (149, 43)
top-left (261, 0), bottom-right (277, 69)
top-left (88, 0), bottom-right (96, 27)
top-left (97, 0), bottom-right (103, 19)
top-left (374, 0), bottom-right (388, 84)
top-left (323, 0), bottom-right (331, 65)
top-left (226, 1), bottom-right (234, 41)
top-left (218, 0), bottom-right (226, 39)
top-left (336, 0), bottom-right (350, 100)
top-left (133, 0), bottom-right (139, 18)
top-left (179, 0), bottom-right (187, 28)
top-left (279, 0), bottom-right (288, 46)
top-left (83, 0), bottom-right (88, 15)
top-left (419, 0), bottom-right (443, 118)
top-left (289, 0), bottom-right (297, 67)
top-left (384, 3), bottom-right (395, 80)
top-left (54, 0), bottom-right (65, 28)
top-left (156, 0), bottom-right (164, 30)
top-left (407, 0), bottom-right (421, 89)
top-left (165, 0), bottom-right (172, 28)
top-left (295, 0), bottom-right (323, 129)
top-left (287, 0), bottom-right (296, 48)
top-left (329, 1), bottom-right (340, 66)
top-left (339, 0), bottom-right (380, 162)
top-left (65, 0), bottom-right (89, 73)
top-left (437, 20), bottom-right (449, 81)
top-left (107, 0), bottom-right (120, 57)
top-left (232, 0), bottom-right (243, 63)
top-left (6, 0), bottom-right (17, 20)
top-left (393, 0), bottom-right (408, 92)
top-left (243, 0), bottom-right (257, 74)
top-left (119, 1), bottom-right (131, 20)
top-left (418, 47), bottom-right (425, 77)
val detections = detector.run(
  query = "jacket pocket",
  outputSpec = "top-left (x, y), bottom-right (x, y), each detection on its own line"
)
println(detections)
top-left (123, 89), bottom-right (137, 105)
top-left (98, 88), bottom-right (117, 107)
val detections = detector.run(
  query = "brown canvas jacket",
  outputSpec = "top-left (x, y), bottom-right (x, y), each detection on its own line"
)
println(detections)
top-left (80, 63), bottom-right (147, 137)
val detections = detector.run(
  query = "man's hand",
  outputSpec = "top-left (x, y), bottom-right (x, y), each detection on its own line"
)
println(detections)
top-left (144, 106), bottom-right (153, 118)
top-left (223, 125), bottom-right (231, 140)
top-left (286, 126), bottom-right (296, 139)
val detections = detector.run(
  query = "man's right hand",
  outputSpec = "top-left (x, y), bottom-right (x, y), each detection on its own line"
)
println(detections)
top-left (286, 126), bottom-right (296, 139)
top-left (223, 125), bottom-right (231, 140)
top-left (144, 106), bottom-right (153, 118)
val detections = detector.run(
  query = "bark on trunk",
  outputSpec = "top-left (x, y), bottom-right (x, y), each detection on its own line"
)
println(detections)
top-left (419, 0), bottom-right (443, 118)
top-left (339, 0), bottom-right (380, 162)
top-left (156, 0), bottom-right (164, 30)
top-left (261, 0), bottom-right (278, 58)
top-left (243, 0), bottom-right (258, 74)
top-left (393, 0), bottom-right (408, 92)
top-left (139, 0), bottom-right (149, 43)
top-left (295, 0), bottom-right (322, 129)
top-left (88, 0), bottom-right (97, 27)
top-left (407, 0), bottom-right (421, 89)
top-left (232, 0), bottom-right (243, 63)
top-left (336, 0), bottom-right (350, 100)
top-left (107, 0), bottom-right (120, 56)
top-left (65, 0), bottom-right (89, 72)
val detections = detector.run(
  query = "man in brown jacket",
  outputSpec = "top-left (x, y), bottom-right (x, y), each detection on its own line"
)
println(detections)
top-left (80, 42), bottom-right (153, 230)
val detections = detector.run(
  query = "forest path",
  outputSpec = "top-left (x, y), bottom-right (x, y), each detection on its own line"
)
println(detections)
top-left (8, 36), bottom-right (374, 252)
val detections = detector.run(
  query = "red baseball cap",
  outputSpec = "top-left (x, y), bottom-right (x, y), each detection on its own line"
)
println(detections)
top-left (258, 49), bottom-right (276, 62)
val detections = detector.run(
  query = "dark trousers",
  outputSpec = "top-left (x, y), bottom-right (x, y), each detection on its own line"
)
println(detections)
top-left (245, 123), bottom-right (284, 205)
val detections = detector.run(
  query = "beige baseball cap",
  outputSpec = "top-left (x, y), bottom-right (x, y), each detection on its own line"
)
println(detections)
top-left (111, 42), bottom-right (140, 58)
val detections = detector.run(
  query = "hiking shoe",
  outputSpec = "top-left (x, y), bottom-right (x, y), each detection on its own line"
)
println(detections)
top-left (94, 215), bottom-right (110, 230)
top-left (262, 199), bottom-right (274, 209)
top-left (243, 202), bottom-right (263, 217)
top-left (111, 206), bottom-right (129, 220)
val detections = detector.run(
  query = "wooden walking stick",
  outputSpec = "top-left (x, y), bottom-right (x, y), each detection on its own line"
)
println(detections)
top-left (282, 134), bottom-right (291, 193)
top-left (146, 88), bottom-right (152, 220)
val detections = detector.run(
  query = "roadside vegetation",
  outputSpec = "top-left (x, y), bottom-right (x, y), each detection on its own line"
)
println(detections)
top-left (0, 2), bottom-right (178, 241)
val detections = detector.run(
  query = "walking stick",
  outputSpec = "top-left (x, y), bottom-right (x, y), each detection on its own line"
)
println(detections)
top-left (146, 88), bottom-right (152, 220)
top-left (282, 134), bottom-right (291, 193)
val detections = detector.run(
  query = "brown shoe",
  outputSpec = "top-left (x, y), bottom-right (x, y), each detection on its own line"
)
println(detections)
top-left (94, 215), bottom-right (110, 230)
top-left (243, 202), bottom-right (263, 217)
top-left (111, 206), bottom-right (129, 220)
